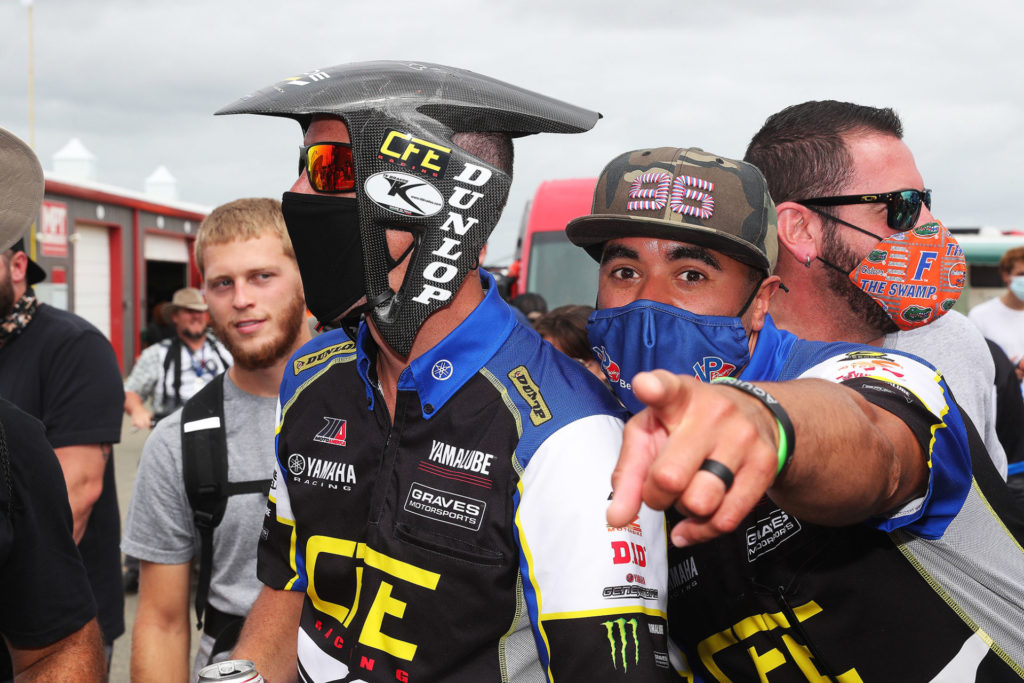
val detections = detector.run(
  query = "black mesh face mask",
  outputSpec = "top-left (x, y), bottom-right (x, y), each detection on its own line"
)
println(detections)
top-left (280, 193), bottom-right (365, 326)
top-left (281, 192), bottom-right (420, 338)
top-left (218, 61), bottom-right (601, 355)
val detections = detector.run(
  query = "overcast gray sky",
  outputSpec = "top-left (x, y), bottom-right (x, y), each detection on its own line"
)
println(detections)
top-left (2, 0), bottom-right (1021, 262)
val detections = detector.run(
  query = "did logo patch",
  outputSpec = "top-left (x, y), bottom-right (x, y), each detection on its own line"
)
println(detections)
top-left (364, 171), bottom-right (445, 217)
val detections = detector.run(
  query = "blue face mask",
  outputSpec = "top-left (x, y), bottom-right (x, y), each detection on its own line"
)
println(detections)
top-left (587, 299), bottom-right (752, 414)
top-left (1010, 276), bottom-right (1024, 301)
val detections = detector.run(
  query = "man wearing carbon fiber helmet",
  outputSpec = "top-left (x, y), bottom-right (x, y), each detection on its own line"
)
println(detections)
top-left (218, 62), bottom-right (676, 682)
top-left (567, 145), bottom-right (1024, 681)
top-left (745, 100), bottom-right (1008, 478)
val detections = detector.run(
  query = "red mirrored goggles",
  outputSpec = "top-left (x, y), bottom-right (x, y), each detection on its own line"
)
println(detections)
top-left (298, 142), bottom-right (355, 193)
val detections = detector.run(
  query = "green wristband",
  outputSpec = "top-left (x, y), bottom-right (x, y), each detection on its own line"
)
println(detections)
top-left (711, 376), bottom-right (795, 476)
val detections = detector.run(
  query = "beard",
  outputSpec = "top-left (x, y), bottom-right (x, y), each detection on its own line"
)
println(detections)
top-left (181, 327), bottom-right (206, 341)
top-left (821, 224), bottom-right (899, 336)
top-left (212, 291), bottom-right (306, 370)
top-left (0, 276), bottom-right (15, 319)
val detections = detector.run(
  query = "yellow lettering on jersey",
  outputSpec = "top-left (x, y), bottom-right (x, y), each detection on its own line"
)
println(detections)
top-left (697, 629), bottom-right (738, 681)
top-left (304, 536), bottom-right (441, 663)
top-left (748, 644), bottom-right (786, 680)
top-left (307, 536), bottom-right (359, 625)
top-left (734, 610), bottom-right (789, 640)
top-left (360, 581), bottom-right (417, 661)
top-left (364, 545), bottom-right (441, 590)
top-left (782, 635), bottom-right (864, 683)
top-left (292, 341), bottom-right (356, 375)
top-left (696, 601), bottom-right (861, 681)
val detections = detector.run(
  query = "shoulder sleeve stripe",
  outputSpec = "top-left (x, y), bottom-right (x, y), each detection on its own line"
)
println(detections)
top-left (281, 355), bottom-right (355, 421)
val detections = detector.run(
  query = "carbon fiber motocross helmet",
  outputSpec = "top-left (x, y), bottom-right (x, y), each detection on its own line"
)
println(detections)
top-left (216, 60), bottom-right (600, 355)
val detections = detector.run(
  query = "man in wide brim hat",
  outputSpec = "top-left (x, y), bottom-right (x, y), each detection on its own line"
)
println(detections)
top-left (0, 125), bottom-right (107, 679)
top-left (0, 127), bottom-right (44, 251)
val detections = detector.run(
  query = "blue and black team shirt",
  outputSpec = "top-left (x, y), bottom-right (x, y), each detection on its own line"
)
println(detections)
top-left (259, 272), bottom-right (681, 682)
top-left (667, 316), bottom-right (1024, 682)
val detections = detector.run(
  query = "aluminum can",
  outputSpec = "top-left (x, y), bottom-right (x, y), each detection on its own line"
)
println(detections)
top-left (197, 659), bottom-right (264, 682)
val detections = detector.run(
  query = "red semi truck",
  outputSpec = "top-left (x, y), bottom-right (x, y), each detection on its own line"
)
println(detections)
top-left (504, 178), bottom-right (598, 308)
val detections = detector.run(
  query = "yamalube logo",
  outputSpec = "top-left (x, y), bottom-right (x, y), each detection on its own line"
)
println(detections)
top-left (365, 171), bottom-right (444, 217)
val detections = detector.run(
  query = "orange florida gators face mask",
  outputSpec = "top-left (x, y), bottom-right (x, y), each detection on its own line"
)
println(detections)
top-left (848, 221), bottom-right (965, 330)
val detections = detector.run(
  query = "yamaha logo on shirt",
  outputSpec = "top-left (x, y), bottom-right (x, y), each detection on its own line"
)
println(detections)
top-left (431, 359), bottom-right (454, 381)
top-left (668, 556), bottom-right (699, 596)
top-left (287, 452), bottom-right (356, 491)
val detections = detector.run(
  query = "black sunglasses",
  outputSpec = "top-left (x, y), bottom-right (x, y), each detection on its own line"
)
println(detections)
top-left (797, 189), bottom-right (931, 231)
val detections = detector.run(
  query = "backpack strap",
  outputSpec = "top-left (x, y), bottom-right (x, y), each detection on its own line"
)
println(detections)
top-left (206, 334), bottom-right (230, 371)
top-left (0, 418), bottom-right (12, 518)
top-left (160, 337), bottom-right (183, 420)
top-left (181, 373), bottom-right (270, 632)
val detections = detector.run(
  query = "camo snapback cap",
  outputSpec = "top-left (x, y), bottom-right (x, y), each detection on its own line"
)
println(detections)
top-left (566, 147), bottom-right (777, 273)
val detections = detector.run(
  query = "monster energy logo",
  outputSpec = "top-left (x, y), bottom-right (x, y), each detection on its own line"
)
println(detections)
top-left (602, 618), bottom-right (639, 670)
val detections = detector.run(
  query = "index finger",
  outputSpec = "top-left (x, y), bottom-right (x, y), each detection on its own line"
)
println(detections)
top-left (607, 409), bottom-right (658, 527)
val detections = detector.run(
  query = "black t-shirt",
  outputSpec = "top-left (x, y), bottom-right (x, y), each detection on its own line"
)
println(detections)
top-left (0, 304), bottom-right (125, 651)
top-left (986, 339), bottom-right (1024, 466)
top-left (0, 398), bottom-right (96, 680)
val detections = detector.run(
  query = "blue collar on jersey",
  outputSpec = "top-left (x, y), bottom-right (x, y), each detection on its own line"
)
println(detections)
top-left (356, 269), bottom-right (517, 419)
top-left (739, 315), bottom-right (799, 381)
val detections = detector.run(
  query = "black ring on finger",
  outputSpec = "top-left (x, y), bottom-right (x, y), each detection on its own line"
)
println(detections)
top-left (698, 458), bottom-right (735, 492)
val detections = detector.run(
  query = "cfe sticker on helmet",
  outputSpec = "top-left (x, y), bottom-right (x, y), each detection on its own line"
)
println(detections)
top-left (378, 129), bottom-right (452, 178)
top-left (364, 171), bottom-right (445, 217)
top-left (849, 221), bottom-right (965, 331)
top-left (627, 172), bottom-right (715, 219)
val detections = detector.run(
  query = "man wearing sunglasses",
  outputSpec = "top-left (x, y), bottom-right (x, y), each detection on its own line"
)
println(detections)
top-left (569, 145), bottom-right (1024, 680)
top-left (742, 100), bottom-right (1008, 478)
top-left (219, 62), bottom-right (675, 682)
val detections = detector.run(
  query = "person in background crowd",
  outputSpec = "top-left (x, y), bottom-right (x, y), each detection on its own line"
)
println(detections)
top-left (140, 301), bottom-right (174, 348)
top-left (0, 125), bottom-right (112, 681)
top-left (744, 100), bottom-right (1009, 477)
top-left (511, 291), bottom-right (548, 324)
top-left (985, 339), bottom-right (1024, 495)
top-left (123, 198), bottom-right (310, 681)
top-left (533, 304), bottom-right (605, 381)
top-left (567, 144), bottom-right (1024, 680)
top-left (969, 246), bottom-right (1024, 385)
top-left (123, 287), bottom-right (233, 429)
top-left (222, 60), bottom-right (674, 681)
top-left (0, 398), bottom-right (107, 683)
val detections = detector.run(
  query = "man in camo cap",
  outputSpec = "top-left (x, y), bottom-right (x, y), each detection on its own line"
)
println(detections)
top-left (567, 146), bottom-right (1024, 680)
